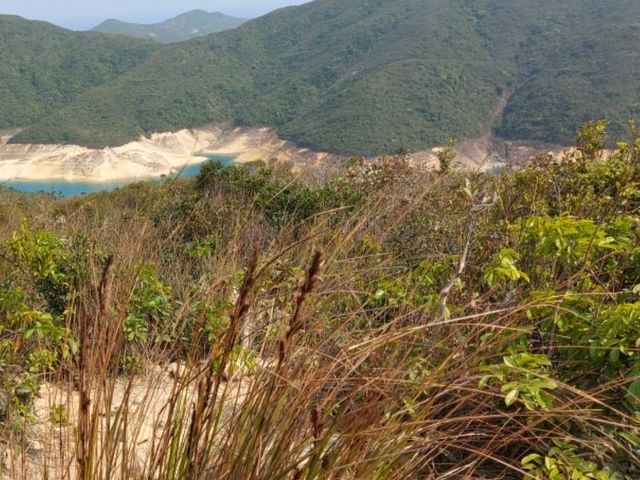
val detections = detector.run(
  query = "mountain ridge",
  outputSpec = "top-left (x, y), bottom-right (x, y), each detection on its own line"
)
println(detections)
top-left (9, 0), bottom-right (640, 155)
top-left (91, 10), bottom-right (248, 43)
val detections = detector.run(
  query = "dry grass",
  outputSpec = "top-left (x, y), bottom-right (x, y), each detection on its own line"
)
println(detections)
top-left (0, 155), bottom-right (639, 479)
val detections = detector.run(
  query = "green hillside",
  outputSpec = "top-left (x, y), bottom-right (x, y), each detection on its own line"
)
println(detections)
top-left (0, 16), bottom-right (160, 130)
top-left (12, 0), bottom-right (640, 154)
top-left (91, 10), bottom-right (248, 43)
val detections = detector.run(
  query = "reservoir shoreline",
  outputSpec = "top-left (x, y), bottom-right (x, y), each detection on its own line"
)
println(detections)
top-left (0, 124), bottom-right (340, 184)
top-left (1, 155), bottom-right (235, 197)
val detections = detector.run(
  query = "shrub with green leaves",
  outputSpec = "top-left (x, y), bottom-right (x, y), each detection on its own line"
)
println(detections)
top-left (0, 225), bottom-right (78, 429)
top-left (480, 353), bottom-right (558, 411)
top-left (196, 159), bottom-right (366, 229)
top-left (522, 440), bottom-right (611, 480)
top-left (7, 223), bottom-right (72, 315)
top-left (125, 263), bottom-right (172, 345)
top-left (483, 248), bottom-right (530, 289)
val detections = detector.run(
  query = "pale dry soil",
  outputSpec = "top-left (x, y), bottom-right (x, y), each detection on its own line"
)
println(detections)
top-left (0, 364), bottom-right (250, 480)
top-left (0, 125), bottom-right (562, 183)
top-left (0, 125), bottom-right (342, 183)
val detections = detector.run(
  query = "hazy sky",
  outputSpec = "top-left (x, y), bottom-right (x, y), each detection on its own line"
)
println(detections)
top-left (0, 0), bottom-right (311, 30)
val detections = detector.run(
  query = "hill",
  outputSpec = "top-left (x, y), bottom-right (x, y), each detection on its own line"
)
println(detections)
top-left (91, 10), bottom-right (248, 43)
top-left (12, 0), bottom-right (640, 154)
top-left (0, 15), bottom-right (160, 130)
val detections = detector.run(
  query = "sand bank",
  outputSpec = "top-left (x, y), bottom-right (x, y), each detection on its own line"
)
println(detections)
top-left (0, 125), bottom-right (561, 183)
top-left (0, 125), bottom-right (340, 182)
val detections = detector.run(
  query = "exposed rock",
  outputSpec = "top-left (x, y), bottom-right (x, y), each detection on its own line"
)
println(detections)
top-left (27, 440), bottom-right (43, 457)
top-left (0, 125), bottom-right (342, 182)
top-left (0, 124), bottom-right (566, 183)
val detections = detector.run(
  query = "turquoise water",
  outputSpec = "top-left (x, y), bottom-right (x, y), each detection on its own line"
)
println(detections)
top-left (2, 155), bottom-right (234, 197)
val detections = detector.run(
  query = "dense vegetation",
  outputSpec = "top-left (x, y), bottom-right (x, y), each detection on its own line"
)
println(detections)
top-left (0, 16), bottom-right (160, 130)
top-left (92, 10), bottom-right (247, 44)
top-left (0, 123), bottom-right (639, 478)
top-left (11, 0), bottom-right (640, 154)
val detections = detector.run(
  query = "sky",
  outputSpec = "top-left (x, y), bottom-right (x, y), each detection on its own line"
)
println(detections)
top-left (0, 0), bottom-right (311, 30)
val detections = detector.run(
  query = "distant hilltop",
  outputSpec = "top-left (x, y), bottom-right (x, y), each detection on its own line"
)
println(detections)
top-left (91, 9), bottom-right (248, 43)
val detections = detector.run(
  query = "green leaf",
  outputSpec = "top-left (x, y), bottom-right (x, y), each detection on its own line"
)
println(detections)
top-left (620, 430), bottom-right (640, 446)
top-left (608, 348), bottom-right (621, 364)
top-left (626, 379), bottom-right (640, 401)
top-left (522, 453), bottom-right (543, 465)
top-left (505, 389), bottom-right (519, 406)
top-left (479, 375), bottom-right (491, 388)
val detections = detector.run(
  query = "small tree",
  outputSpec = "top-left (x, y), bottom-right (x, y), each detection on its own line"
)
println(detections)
top-left (576, 119), bottom-right (608, 161)
top-left (436, 138), bottom-right (457, 174)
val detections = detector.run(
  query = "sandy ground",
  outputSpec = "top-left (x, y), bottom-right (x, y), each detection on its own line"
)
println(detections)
top-left (0, 364), bottom-right (250, 480)
top-left (413, 136), bottom-right (563, 171)
top-left (0, 125), bottom-right (342, 183)
top-left (0, 125), bottom-right (562, 183)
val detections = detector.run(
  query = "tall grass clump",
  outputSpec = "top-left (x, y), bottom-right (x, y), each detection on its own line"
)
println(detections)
top-left (0, 125), bottom-right (639, 479)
